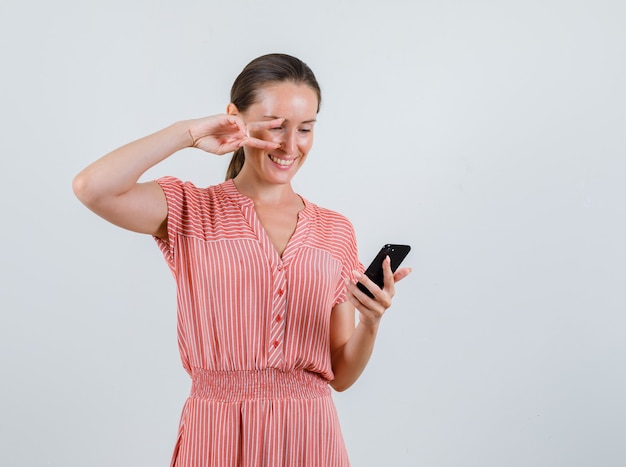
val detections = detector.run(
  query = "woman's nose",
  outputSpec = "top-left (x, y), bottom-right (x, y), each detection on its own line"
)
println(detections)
top-left (279, 130), bottom-right (297, 154)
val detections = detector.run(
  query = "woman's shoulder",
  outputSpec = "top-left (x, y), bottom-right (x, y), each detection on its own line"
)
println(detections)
top-left (304, 195), bottom-right (350, 219)
top-left (156, 176), bottom-right (231, 198)
top-left (156, 175), bottom-right (218, 189)
top-left (155, 177), bottom-right (243, 219)
top-left (304, 199), bottom-right (356, 236)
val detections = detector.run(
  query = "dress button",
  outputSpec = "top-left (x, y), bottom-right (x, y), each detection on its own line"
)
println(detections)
top-left (273, 341), bottom-right (279, 348)
top-left (276, 315), bottom-right (282, 322)
top-left (277, 264), bottom-right (283, 271)
top-left (277, 289), bottom-right (284, 296)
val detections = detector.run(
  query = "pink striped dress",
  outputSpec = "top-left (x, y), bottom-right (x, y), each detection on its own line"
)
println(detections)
top-left (154, 177), bottom-right (362, 467)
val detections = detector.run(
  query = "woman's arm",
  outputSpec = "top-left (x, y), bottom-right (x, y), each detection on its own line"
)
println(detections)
top-left (329, 256), bottom-right (412, 391)
top-left (72, 115), bottom-right (282, 238)
top-left (72, 121), bottom-right (191, 238)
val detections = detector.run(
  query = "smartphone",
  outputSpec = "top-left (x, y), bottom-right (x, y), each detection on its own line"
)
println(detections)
top-left (357, 244), bottom-right (411, 298)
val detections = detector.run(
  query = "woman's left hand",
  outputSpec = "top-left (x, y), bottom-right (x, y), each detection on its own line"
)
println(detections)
top-left (346, 256), bottom-right (412, 327)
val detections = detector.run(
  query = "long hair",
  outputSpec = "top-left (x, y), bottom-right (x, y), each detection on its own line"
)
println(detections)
top-left (225, 53), bottom-right (322, 180)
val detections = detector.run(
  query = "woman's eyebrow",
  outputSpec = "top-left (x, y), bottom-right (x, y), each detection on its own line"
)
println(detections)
top-left (263, 115), bottom-right (317, 124)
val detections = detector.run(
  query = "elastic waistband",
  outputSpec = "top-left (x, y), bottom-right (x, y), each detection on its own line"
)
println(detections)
top-left (190, 368), bottom-right (330, 402)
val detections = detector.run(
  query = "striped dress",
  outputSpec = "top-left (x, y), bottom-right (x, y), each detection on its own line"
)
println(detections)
top-left (154, 177), bottom-right (363, 467)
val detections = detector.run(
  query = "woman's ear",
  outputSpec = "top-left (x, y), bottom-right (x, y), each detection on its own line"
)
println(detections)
top-left (226, 103), bottom-right (239, 116)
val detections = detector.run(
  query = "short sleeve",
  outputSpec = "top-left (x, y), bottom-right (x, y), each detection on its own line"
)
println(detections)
top-left (153, 176), bottom-right (188, 270)
top-left (332, 218), bottom-right (365, 307)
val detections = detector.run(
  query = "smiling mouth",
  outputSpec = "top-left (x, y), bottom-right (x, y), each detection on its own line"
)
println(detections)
top-left (269, 154), bottom-right (297, 167)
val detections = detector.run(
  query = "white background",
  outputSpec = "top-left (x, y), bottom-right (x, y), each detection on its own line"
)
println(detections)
top-left (1, 1), bottom-right (625, 466)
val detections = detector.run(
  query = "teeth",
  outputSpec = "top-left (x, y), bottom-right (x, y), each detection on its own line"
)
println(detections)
top-left (269, 155), bottom-right (295, 166)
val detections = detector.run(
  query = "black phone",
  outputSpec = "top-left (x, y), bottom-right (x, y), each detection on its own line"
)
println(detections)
top-left (357, 244), bottom-right (411, 298)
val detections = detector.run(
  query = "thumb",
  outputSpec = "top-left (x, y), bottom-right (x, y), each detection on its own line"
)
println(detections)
top-left (393, 267), bottom-right (412, 283)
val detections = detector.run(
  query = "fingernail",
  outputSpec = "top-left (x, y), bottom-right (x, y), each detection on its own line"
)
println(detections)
top-left (353, 270), bottom-right (362, 279)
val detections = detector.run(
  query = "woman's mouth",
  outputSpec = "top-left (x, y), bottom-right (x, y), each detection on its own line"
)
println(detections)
top-left (269, 154), bottom-right (297, 167)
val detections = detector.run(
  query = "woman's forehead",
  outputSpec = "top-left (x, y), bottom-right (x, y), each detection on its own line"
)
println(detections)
top-left (250, 82), bottom-right (319, 120)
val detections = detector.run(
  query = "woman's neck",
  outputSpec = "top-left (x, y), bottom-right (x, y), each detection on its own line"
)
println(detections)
top-left (232, 174), bottom-right (298, 207)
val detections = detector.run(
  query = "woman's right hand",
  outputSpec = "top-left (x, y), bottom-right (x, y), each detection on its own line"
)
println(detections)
top-left (187, 114), bottom-right (284, 155)
top-left (73, 114), bottom-right (285, 239)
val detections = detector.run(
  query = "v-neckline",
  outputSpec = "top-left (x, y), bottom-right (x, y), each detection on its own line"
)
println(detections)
top-left (220, 180), bottom-right (312, 265)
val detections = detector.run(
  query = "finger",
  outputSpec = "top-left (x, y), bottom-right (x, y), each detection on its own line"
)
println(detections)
top-left (382, 256), bottom-right (396, 297)
top-left (241, 136), bottom-right (281, 150)
top-left (351, 271), bottom-right (391, 309)
top-left (217, 141), bottom-right (246, 154)
top-left (246, 117), bottom-right (285, 133)
top-left (224, 114), bottom-right (248, 135)
top-left (346, 279), bottom-right (378, 314)
top-left (352, 270), bottom-right (379, 298)
top-left (240, 117), bottom-right (284, 150)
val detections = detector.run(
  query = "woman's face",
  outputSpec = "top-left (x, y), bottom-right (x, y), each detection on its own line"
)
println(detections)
top-left (233, 81), bottom-right (319, 186)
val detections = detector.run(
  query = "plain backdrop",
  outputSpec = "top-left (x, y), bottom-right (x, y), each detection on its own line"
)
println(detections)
top-left (1, 1), bottom-right (625, 466)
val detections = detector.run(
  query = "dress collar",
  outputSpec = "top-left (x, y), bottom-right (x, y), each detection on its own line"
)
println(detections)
top-left (219, 179), bottom-right (313, 219)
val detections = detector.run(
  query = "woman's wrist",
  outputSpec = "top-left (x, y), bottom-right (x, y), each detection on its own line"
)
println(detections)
top-left (167, 120), bottom-right (196, 150)
top-left (357, 315), bottom-right (381, 333)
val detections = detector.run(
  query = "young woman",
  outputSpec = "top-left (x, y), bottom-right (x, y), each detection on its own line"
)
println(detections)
top-left (73, 53), bottom-right (411, 467)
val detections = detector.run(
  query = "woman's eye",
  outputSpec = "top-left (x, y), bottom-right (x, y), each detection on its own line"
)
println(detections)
top-left (270, 126), bottom-right (284, 131)
top-left (299, 128), bottom-right (312, 133)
